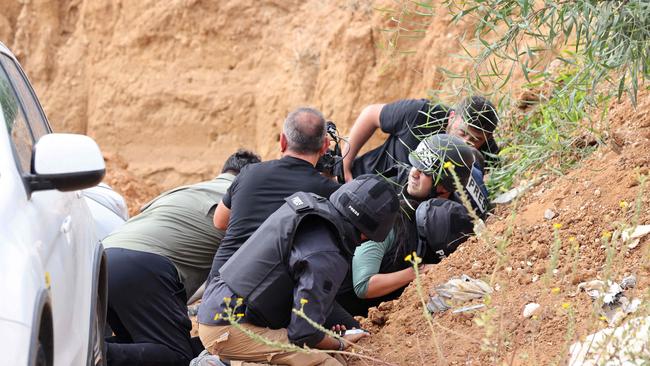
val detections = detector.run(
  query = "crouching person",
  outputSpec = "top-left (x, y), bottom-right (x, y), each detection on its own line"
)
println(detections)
top-left (197, 175), bottom-right (399, 365)
top-left (103, 149), bottom-right (260, 366)
top-left (337, 134), bottom-right (489, 317)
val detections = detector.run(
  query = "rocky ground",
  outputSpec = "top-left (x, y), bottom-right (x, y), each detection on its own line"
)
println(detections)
top-left (348, 90), bottom-right (650, 365)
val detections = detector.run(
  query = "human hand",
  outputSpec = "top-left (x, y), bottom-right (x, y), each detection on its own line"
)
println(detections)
top-left (342, 329), bottom-right (368, 345)
top-left (331, 324), bottom-right (347, 336)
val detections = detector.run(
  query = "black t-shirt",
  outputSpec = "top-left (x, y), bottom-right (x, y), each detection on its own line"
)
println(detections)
top-left (208, 156), bottom-right (341, 278)
top-left (351, 99), bottom-right (500, 177)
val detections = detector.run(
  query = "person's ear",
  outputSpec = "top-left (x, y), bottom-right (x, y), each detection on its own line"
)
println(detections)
top-left (280, 133), bottom-right (288, 153)
top-left (319, 136), bottom-right (330, 155)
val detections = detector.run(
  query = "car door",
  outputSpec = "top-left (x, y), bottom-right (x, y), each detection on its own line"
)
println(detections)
top-left (0, 54), bottom-right (94, 365)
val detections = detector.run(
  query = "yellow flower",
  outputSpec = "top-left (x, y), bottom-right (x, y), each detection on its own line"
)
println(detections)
top-left (568, 236), bottom-right (576, 242)
top-left (443, 161), bottom-right (453, 170)
top-left (553, 223), bottom-right (563, 230)
top-left (236, 297), bottom-right (244, 306)
top-left (404, 254), bottom-right (413, 262)
top-left (413, 252), bottom-right (422, 264)
top-left (213, 313), bottom-right (221, 321)
top-left (223, 297), bottom-right (232, 304)
top-left (601, 230), bottom-right (612, 239)
top-left (619, 200), bottom-right (629, 209)
top-left (551, 287), bottom-right (561, 294)
top-left (300, 298), bottom-right (309, 305)
top-left (236, 313), bottom-right (245, 318)
top-left (561, 302), bottom-right (571, 310)
top-left (599, 315), bottom-right (607, 321)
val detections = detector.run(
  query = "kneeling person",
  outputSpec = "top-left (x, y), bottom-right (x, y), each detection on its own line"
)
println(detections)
top-left (338, 134), bottom-right (488, 316)
top-left (103, 149), bottom-right (260, 366)
top-left (197, 175), bottom-right (399, 366)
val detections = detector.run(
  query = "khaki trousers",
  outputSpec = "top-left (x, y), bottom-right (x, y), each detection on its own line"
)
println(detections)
top-left (198, 323), bottom-right (344, 366)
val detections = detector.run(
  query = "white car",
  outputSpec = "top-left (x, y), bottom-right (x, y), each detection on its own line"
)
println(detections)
top-left (0, 42), bottom-right (126, 366)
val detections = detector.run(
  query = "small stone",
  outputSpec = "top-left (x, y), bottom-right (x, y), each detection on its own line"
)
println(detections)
top-left (594, 189), bottom-right (601, 197)
top-left (532, 274), bottom-right (540, 283)
top-left (523, 303), bottom-right (541, 318)
top-left (544, 209), bottom-right (556, 220)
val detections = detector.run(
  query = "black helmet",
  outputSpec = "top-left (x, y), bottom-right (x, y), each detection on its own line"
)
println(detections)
top-left (408, 134), bottom-right (478, 193)
top-left (415, 198), bottom-right (474, 261)
top-left (330, 175), bottom-right (399, 242)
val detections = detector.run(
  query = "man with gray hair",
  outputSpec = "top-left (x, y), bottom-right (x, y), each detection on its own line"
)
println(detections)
top-left (209, 107), bottom-right (340, 277)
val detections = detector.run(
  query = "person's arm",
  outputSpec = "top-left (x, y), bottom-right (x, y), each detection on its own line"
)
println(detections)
top-left (342, 104), bottom-right (385, 181)
top-left (213, 201), bottom-right (230, 230)
top-left (213, 178), bottom-right (236, 230)
top-left (352, 233), bottom-right (392, 298)
top-left (353, 230), bottom-right (432, 298)
top-left (365, 268), bottom-right (417, 298)
top-left (286, 221), bottom-right (352, 348)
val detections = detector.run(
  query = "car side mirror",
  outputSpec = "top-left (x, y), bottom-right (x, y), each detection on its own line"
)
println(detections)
top-left (29, 133), bottom-right (106, 192)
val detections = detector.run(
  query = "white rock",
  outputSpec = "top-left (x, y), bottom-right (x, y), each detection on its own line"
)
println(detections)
top-left (532, 274), bottom-right (540, 282)
top-left (523, 303), bottom-right (541, 318)
top-left (544, 209), bottom-right (556, 220)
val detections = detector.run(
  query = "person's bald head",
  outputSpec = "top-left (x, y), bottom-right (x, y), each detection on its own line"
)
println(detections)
top-left (282, 107), bottom-right (327, 154)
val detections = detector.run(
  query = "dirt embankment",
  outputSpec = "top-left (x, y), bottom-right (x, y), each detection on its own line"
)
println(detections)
top-left (352, 90), bottom-right (650, 365)
top-left (1, 0), bottom-right (478, 197)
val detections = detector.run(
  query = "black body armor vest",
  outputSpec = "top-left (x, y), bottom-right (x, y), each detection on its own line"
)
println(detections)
top-left (220, 192), bottom-right (357, 329)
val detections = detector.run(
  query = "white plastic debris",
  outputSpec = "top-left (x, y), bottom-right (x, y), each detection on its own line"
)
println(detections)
top-left (427, 275), bottom-right (493, 314)
top-left (621, 224), bottom-right (650, 241)
top-left (621, 224), bottom-right (650, 250)
top-left (452, 304), bottom-right (486, 314)
top-left (576, 275), bottom-right (641, 326)
top-left (569, 316), bottom-right (650, 365)
top-left (492, 180), bottom-right (536, 204)
top-left (523, 303), bottom-right (540, 318)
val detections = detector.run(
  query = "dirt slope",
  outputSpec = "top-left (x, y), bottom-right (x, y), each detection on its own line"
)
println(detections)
top-left (1, 0), bottom-right (480, 190)
top-left (352, 90), bottom-right (650, 365)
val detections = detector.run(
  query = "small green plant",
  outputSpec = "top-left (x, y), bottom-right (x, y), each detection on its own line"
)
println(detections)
top-left (445, 0), bottom-right (650, 105)
top-left (486, 64), bottom-right (607, 195)
top-left (374, 0), bottom-right (435, 73)
top-left (544, 222), bottom-right (563, 285)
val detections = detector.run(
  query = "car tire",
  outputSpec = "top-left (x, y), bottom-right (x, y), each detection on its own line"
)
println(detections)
top-left (34, 340), bottom-right (47, 366)
top-left (90, 264), bottom-right (107, 366)
top-left (90, 295), bottom-right (106, 366)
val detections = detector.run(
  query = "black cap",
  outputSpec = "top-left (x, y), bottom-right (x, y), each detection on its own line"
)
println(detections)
top-left (408, 134), bottom-right (478, 192)
top-left (457, 96), bottom-right (499, 133)
top-left (415, 198), bottom-right (474, 258)
top-left (330, 175), bottom-right (399, 242)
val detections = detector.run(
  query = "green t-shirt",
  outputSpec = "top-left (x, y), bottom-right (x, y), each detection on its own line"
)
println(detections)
top-left (103, 173), bottom-right (234, 298)
top-left (351, 230), bottom-right (396, 298)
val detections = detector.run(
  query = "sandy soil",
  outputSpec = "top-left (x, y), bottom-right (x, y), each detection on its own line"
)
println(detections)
top-left (1, 0), bottom-right (490, 190)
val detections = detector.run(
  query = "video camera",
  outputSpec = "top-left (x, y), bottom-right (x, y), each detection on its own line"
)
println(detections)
top-left (316, 121), bottom-right (346, 183)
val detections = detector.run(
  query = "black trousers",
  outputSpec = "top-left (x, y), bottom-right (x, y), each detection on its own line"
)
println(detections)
top-left (105, 248), bottom-right (202, 366)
